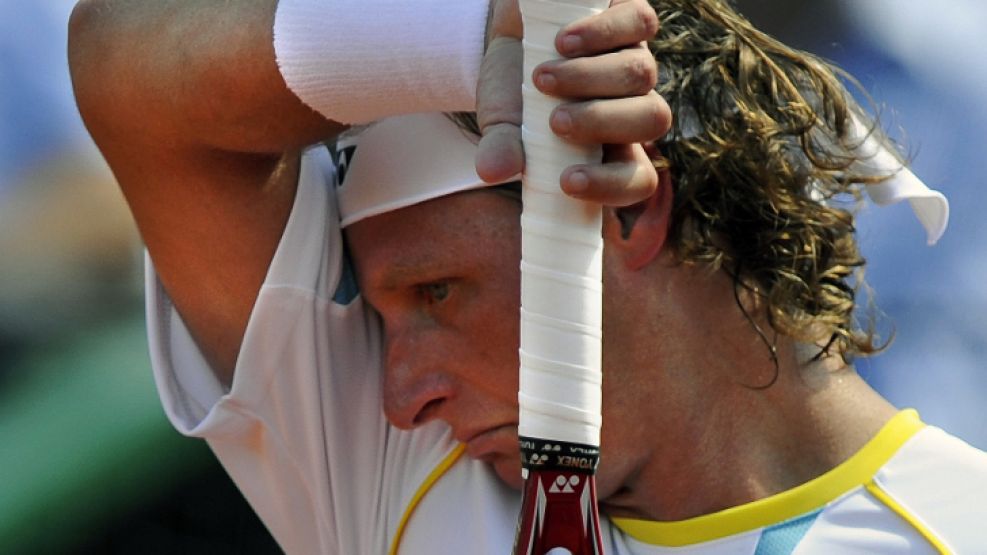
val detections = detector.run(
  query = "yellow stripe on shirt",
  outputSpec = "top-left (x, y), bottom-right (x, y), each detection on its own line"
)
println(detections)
top-left (613, 409), bottom-right (926, 547)
top-left (388, 444), bottom-right (466, 555)
top-left (865, 480), bottom-right (950, 554)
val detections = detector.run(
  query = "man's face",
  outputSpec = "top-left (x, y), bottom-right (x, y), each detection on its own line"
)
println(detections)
top-left (345, 189), bottom-right (653, 496)
top-left (346, 189), bottom-right (527, 487)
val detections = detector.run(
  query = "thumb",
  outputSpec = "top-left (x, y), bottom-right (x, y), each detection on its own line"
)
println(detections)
top-left (476, 35), bottom-right (524, 183)
top-left (487, 0), bottom-right (523, 41)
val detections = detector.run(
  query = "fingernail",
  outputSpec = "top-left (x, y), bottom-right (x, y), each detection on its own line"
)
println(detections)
top-left (561, 34), bottom-right (583, 55)
top-left (552, 109), bottom-right (573, 135)
top-left (565, 171), bottom-right (589, 194)
top-left (535, 71), bottom-right (557, 92)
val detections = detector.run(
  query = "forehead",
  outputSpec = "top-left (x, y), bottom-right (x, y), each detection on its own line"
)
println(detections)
top-left (344, 190), bottom-right (521, 285)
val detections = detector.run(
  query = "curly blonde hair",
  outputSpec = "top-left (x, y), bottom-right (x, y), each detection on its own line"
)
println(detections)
top-left (651, 0), bottom-right (895, 360)
top-left (452, 0), bottom-right (898, 361)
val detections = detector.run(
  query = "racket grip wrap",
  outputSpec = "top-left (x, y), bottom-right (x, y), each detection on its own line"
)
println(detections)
top-left (517, 0), bottom-right (610, 449)
top-left (515, 1), bottom-right (610, 553)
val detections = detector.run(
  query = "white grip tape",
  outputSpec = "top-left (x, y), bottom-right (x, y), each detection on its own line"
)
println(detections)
top-left (518, 0), bottom-right (610, 447)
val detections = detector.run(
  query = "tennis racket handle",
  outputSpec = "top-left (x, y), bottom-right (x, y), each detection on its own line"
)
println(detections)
top-left (517, 0), bottom-right (610, 447)
top-left (513, 437), bottom-right (604, 555)
top-left (516, 1), bottom-right (609, 553)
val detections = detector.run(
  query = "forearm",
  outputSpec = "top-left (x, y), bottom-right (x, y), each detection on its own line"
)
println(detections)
top-left (69, 0), bottom-right (340, 155)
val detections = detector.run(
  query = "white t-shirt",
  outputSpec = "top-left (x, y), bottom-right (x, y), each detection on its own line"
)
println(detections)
top-left (146, 148), bottom-right (987, 554)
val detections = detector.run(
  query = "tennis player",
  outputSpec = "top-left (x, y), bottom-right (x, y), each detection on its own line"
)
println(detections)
top-left (69, 0), bottom-right (987, 553)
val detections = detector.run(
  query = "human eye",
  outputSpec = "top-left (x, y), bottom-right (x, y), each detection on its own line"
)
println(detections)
top-left (416, 281), bottom-right (450, 305)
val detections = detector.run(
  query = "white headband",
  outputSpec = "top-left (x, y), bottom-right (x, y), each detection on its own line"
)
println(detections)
top-left (334, 112), bottom-right (948, 243)
top-left (334, 113), bottom-right (509, 227)
top-left (847, 115), bottom-right (949, 245)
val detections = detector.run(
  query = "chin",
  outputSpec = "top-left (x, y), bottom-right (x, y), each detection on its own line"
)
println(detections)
top-left (491, 456), bottom-right (524, 490)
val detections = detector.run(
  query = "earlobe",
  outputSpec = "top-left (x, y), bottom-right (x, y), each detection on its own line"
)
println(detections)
top-left (606, 170), bottom-right (673, 271)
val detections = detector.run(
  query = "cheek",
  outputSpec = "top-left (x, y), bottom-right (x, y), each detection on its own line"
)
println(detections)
top-left (459, 274), bottom-right (521, 390)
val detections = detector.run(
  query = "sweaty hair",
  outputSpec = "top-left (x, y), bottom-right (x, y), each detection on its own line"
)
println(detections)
top-left (650, 0), bottom-right (891, 359)
top-left (452, 0), bottom-right (897, 360)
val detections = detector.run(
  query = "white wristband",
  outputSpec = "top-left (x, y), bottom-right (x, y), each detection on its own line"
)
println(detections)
top-left (274, 0), bottom-right (489, 124)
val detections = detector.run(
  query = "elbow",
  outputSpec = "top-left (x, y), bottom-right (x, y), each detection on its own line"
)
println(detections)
top-left (68, 1), bottom-right (101, 93)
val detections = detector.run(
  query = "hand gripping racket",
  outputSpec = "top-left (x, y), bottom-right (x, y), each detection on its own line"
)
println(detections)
top-left (513, 1), bottom-right (610, 554)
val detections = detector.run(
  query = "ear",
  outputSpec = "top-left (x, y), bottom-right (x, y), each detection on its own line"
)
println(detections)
top-left (603, 169), bottom-right (673, 271)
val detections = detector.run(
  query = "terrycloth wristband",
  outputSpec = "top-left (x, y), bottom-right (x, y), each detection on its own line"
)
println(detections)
top-left (274, 0), bottom-right (489, 124)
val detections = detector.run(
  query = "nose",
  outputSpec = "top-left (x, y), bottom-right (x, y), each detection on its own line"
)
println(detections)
top-left (381, 324), bottom-right (455, 430)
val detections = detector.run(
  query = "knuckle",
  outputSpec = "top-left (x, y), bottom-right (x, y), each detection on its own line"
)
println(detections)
top-left (625, 51), bottom-right (658, 93)
top-left (557, 58), bottom-right (591, 88)
top-left (478, 103), bottom-right (521, 130)
top-left (578, 101), bottom-right (606, 130)
top-left (634, 1), bottom-right (660, 38)
top-left (597, 17), bottom-right (619, 45)
top-left (614, 166), bottom-right (635, 191)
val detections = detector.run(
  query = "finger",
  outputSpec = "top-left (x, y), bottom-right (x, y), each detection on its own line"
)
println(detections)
top-left (476, 37), bottom-right (524, 183)
top-left (556, 0), bottom-right (659, 58)
top-left (550, 91), bottom-right (672, 145)
top-left (477, 37), bottom-right (523, 130)
top-left (560, 144), bottom-right (658, 206)
top-left (488, 0), bottom-right (522, 41)
top-left (477, 122), bottom-right (524, 183)
top-left (533, 47), bottom-right (657, 99)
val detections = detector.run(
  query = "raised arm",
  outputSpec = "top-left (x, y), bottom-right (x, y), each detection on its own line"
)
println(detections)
top-left (68, 0), bottom-right (670, 387)
top-left (69, 1), bottom-right (342, 383)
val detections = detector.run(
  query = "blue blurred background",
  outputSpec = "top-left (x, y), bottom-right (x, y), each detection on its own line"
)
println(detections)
top-left (0, 1), bottom-right (983, 552)
top-left (741, 0), bottom-right (987, 446)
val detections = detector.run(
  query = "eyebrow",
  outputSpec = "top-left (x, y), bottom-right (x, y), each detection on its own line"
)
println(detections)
top-left (367, 184), bottom-right (520, 290)
top-left (373, 250), bottom-right (456, 292)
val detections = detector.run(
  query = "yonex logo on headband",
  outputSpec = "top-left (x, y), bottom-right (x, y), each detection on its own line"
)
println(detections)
top-left (335, 145), bottom-right (357, 188)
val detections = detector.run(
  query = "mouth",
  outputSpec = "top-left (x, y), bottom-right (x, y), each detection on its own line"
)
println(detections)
top-left (459, 424), bottom-right (518, 461)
